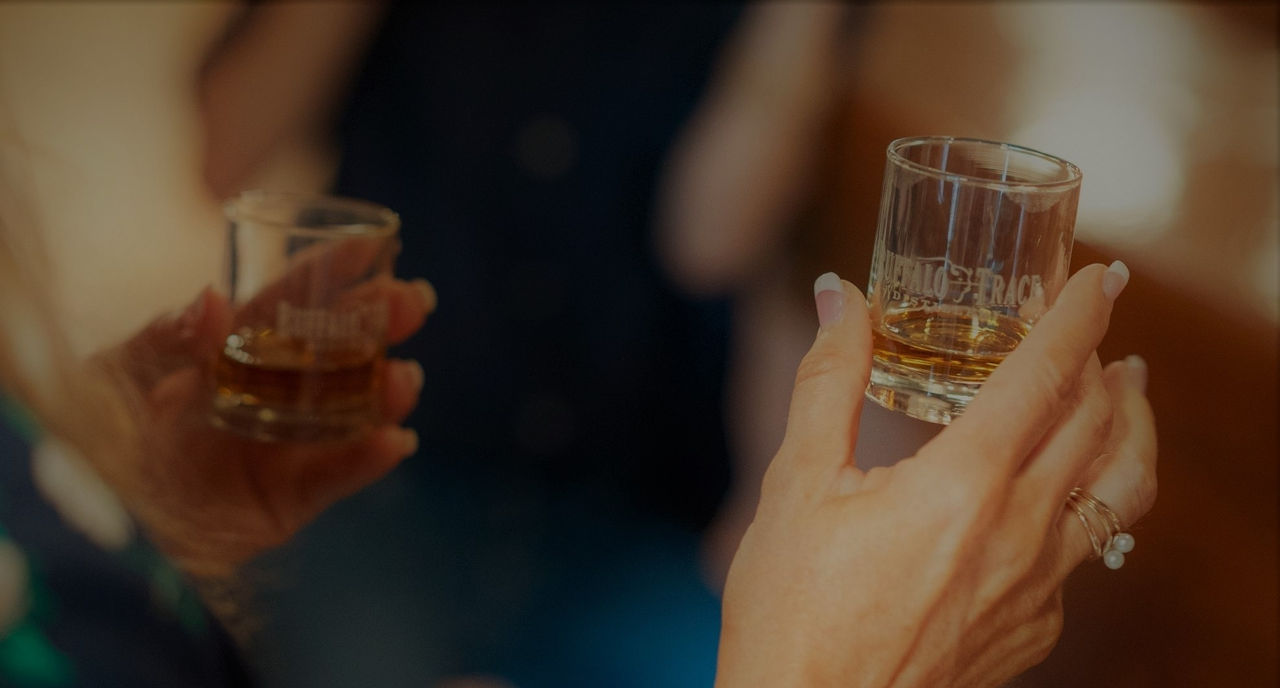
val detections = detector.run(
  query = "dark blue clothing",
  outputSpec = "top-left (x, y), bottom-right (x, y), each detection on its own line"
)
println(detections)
top-left (251, 5), bottom-right (741, 687)
top-left (0, 397), bottom-right (250, 688)
top-left (335, 2), bottom-right (739, 530)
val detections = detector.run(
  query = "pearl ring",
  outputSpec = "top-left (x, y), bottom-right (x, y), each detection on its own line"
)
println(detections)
top-left (1067, 487), bottom-right (1135, 570)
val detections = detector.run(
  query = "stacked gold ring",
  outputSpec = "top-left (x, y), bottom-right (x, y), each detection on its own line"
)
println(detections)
top-left (1067, 487), bottom-right (1136, 569)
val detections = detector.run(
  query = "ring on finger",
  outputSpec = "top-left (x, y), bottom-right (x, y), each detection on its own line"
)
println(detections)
top-left (1067, 487), bottom-right (1135, 570)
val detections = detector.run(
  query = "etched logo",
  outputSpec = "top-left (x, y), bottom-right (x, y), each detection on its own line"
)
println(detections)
top-left (876, 251), bottom-right (1044, 308)
top-left (275, 301), bottom-right (387, 349)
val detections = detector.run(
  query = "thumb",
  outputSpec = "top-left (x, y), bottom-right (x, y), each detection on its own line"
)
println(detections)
top-left (777, 272), bottom-right (873, 480)
top-left (106, 288), bottom-right (233, 392)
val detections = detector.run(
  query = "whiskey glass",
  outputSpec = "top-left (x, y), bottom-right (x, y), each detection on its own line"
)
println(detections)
top-left (865, 136), bottom-right (1081, 424)
top-left (211, 191), bottom-right (400, 441)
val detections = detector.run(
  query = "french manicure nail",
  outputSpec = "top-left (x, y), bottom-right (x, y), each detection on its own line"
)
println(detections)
top-left (1102, 261), bottom-right (1130, 301)
top-left (813, 272), bottom-right (845, 328)
top-left (1125, 354), bottom-right (1148, 394)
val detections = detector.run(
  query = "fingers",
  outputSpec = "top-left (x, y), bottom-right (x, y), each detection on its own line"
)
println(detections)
top-left (294, 424), bottom-right (419, 517)
top-left (383, 278), bottom-right (436, 344)
top-left (247, 275), bottom-right (435, 346)
top-left (774, 273), bottom-right (872, 486)
top-left (1055, 356), bottom-right (1156, 577)
top-left (929, 262), bottom-right (1128, 482)
top-left (330, 276), bottom-right (436, 343)
top-left (106, 288), bottom-right (234, 392)
top-left (236, 235), bottom-right (397, 324)
top-left (104, 274), bottom-right (433, 400)
top-left (148, 368), bottom-right (205, 426)
top-left (381, 358), bottom-right (424, 423)
top-left (293, 355), bottom-right (424, 510)
top-left (1014, 354), bottom-right (1114, 527)
top-left (951, 591), bottom-right (1064, 688)
top-left (143, 307), bottom-right (425, 430)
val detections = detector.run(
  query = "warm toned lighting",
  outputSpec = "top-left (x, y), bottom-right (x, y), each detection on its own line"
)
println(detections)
top-left (1001, 3), bottom-right (1200, 246)
top-left (998, 2), bottom-right (1277, 320)
top-left (1012, 94), bottom-right (1185, 245)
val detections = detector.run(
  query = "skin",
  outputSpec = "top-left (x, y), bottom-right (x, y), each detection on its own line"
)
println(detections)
top-left (96, 277), bottom-right (436, 579)
top-left (5, 4), bottom-right (1158, 682)
top-left (98, 261), bottom-right (1155, 687)
top-left (200, 1), bottom-right (385, 198)
top-left (715, 264), bottom-right (1156, 687)
top-left (657, 2), bottom-right (853, 295)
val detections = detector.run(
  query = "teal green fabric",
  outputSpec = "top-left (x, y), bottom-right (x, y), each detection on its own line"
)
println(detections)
top-left (0, 397), bottom-right (77, 687)
top-left (0, 394), bottom-right (246, 687)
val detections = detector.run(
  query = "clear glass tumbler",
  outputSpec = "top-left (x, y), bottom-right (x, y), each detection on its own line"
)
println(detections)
top-left (865, 136), bottom-right (1081, 424)
top-left (211, 191), bottom-right (401, 441)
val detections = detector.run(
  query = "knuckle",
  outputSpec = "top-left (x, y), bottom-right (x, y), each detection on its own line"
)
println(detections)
top-left (1032, 603), bottom-right (1065, 663)
top-left (757, 450), bottom-right (811, 512)
top-left (1084, 388), bottom-right (1115, 445)
top-left (1031, 347), bottom-right (1079, 406)
top-left (930, 481), bottom-right (973, 520)
top-left (1044, 596), bottom-right (1065, 636)
top-left (935, 475), bottom-right (999, 534)
top-left (793, 348), bottom-right (847, 390)
top-left (912, 448), bottom-right (984, 508)
top-left (862, 464), bottom-right (894, 490)
top-left (759, 458), bottom-right (788, 500)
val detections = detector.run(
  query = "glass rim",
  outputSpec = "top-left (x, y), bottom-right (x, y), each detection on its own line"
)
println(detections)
top-left (224, 190), bottom-right (400, 238)
top-left (887, 136), bottom-right (1083, 192)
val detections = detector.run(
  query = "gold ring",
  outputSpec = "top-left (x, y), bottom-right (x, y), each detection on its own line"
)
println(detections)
top-left (1067, 487), bottom-right (1135, 570)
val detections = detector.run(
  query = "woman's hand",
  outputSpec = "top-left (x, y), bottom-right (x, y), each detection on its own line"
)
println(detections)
top-left (97, 279), bottom-right (436, 579)
top-left (716, 263), bottom-right (1157, 688)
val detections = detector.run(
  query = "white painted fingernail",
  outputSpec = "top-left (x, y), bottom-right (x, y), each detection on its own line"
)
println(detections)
top-left (813, 272), bottom-right (842, 298)
top-left (814, 272), bottom-right (845, 328)
top-left (1125, 354), bottom-right (1147, 394)
top-left (1102, 261), bottom-right (1130, 300)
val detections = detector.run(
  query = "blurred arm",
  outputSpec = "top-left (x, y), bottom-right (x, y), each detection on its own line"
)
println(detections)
top-left (656, 2), bottom-right (857, 295)
top-left (199, 1), bottom-right (385, 198)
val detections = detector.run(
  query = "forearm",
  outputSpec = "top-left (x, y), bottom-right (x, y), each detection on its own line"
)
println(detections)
top-left (656, 2), bottom-right (857, 294)
top-left (199, 1), bottom-right (385, 197)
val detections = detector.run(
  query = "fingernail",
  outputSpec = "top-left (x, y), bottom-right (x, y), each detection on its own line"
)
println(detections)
top-left (398, 428), bottom-right (419, 455)
top-left (814, 272), bottom-right (845, 328)
top-left (1125, 354), bottom-right (1147, 394)
top-left (406, 360), bottom-right (424, 390)
top-left (413, 279), bottom-right (437, 313)
top-left (1102, 261), bottom-right (1130, 301)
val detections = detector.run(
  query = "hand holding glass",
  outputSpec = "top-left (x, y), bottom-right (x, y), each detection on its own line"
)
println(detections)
top-left (212, 191), bottom-right (400, 441)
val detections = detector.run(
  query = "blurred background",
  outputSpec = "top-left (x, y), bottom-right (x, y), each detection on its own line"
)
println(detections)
top-left (0, 2), bottom-right (1275, 687)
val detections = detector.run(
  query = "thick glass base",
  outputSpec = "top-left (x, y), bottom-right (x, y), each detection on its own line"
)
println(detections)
top-left (865, 364), bottom-right (979, 425)
top-left (210, 394), bottom-right (373, 443)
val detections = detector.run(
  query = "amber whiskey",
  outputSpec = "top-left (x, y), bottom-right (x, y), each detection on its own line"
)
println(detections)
top-left (872, 308), bottom-right (1030, 381)
top-left (867, 308), bottom-right (1031, 424)
top-left (212, 328), bottom-right (382, 441)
